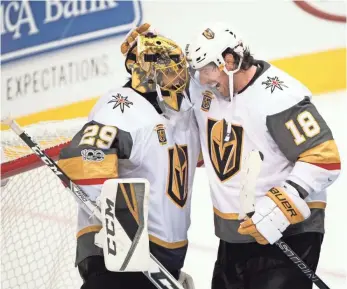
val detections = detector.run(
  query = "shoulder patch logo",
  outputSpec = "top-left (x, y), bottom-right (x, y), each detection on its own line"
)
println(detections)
top-left (108, 93), bottom-right (133, 113)
top-left (155, 124), bottom-right (167, 145)
top-left (202, 28), bottom-right (215, 40)
top-left (81, 149), bottom-right (105, 162)
top-left (201, 90), bottom-right (214, 112)
top-left (262, 76), bottom-right (288, 93)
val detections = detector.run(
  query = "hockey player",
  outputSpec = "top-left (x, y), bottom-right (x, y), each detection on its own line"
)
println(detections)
top-left (185, 23), bottom-right (341, 288)
top-left (58, 24), bottom-right (200, 289)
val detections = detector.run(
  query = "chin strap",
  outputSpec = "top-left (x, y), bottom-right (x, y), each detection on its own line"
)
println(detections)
top-left (223, 53), bottom-right (243, 103)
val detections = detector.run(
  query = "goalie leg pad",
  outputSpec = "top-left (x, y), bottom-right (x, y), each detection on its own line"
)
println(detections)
top-left (95, 178), bottom-right (151, 272)
top-left (79, 256), bottom-right (158, 289)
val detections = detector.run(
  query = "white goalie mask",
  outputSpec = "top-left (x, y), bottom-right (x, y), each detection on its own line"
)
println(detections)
top-left (186, 22), bottom-right (245, 98)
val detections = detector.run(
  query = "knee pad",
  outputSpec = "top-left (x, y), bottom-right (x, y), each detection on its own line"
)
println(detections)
top-left (78, 256), bottom-right (107, 282)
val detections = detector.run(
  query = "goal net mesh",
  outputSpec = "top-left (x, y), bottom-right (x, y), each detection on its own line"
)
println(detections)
top-left (1, 118), bottom-right (87, 289)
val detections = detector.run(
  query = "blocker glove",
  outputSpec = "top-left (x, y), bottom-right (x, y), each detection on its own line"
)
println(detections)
top-left (238, 182), bottom-right (311, 245)
top-left (120, 23), bottom-right (151, 55)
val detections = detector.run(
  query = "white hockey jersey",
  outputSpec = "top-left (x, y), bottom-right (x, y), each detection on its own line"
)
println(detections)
top-left (58, 86), bottom-right (200, 269)
top-left (189, 61), bottom-right (341, 243)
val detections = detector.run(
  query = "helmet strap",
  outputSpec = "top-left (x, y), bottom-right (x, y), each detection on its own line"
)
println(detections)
top-left (223, 55), bottom-right (243, 98)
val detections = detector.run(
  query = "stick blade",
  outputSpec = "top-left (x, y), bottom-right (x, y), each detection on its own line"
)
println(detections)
top-left (239, 150), bottom-right (264, 220)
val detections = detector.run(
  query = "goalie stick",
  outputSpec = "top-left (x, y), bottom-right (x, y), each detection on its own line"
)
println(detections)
top-left (2, 117), bottom-right (184, 289)
top-left (239, 150), bottom-right (330, 289)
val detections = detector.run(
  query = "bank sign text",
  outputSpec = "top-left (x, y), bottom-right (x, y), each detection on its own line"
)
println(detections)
top-left (1, 0), bottom-right (142, 63)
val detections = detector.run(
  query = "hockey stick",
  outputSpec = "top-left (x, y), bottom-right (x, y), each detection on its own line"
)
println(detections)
top-left (239, 150), bottom-right (330, 289)
top-left (2, 117), bottom-right (184, 289)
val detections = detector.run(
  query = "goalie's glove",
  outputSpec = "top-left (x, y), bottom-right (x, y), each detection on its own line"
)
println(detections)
top-left (178, 271), bottom-right (195, 289)
top-left (238, 183), bottom-right (311, 245)
top-left (120, 23), bottom-right (151, 55)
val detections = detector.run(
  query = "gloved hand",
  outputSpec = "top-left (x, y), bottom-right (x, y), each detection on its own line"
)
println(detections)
top-left (120, 23), bottom-right (151, 55)
top-left (238, 183), bottom-right (311, 245)
top-left (178, 271), bottom-right (195, 289)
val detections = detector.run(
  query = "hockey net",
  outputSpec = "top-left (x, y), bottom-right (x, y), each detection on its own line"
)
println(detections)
top-left (1, 118), bottom-right (87, 289)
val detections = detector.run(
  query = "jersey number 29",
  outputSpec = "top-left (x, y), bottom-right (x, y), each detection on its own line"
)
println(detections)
top-left (78, 124), bottom-right (118, 149)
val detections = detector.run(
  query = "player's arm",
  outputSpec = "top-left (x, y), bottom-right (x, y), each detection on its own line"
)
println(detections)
top-left (57, 120), bottom-right (151, 272)
top-left (266, 96), bottom-right (341, 197)
top-left (239, 96), bottom-right (341, 245)
top-left (58, 120), bottom-right (131, 186)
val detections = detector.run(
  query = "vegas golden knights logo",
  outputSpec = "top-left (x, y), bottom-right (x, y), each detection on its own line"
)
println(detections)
top-left (207, 118), bottom-right (243, 182)
top-left (166, 144), bottom-right (189, 208)
top-left (201, 90), bottom-right (214, 112)
top-left (202, 28), bottom-right (215, 40)
top-left (155, 124), bottom-right (167, 145)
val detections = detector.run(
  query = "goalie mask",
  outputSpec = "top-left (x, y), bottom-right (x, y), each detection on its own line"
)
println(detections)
top-left (125, 32), bottom-right (189, 112)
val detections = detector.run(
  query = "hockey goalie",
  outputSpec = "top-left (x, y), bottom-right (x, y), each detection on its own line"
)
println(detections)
top-left (57, 24), bottom-right (200, 289)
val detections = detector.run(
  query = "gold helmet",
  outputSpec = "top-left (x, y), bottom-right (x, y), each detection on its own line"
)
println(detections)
top-left (123, 27), bottom-right (188, 111)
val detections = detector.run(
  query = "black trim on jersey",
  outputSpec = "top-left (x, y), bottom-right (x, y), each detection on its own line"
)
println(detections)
top-left (149, 241), bottom-right (188, 271)
top-left (123, 80), bottom-right (163, 114)
top-left (238, 60), bottom-right (271, 94)
top-left (285, 180), bottom-right (309, 199)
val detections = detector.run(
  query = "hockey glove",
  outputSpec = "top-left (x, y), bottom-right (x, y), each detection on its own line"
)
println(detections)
top-left (238, 183), bottom-right (311, 245)
top-left (120, 23), bottom-right (151, 55)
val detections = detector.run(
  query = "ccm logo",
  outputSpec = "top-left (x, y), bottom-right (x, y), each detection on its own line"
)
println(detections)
top-left (105, 198), bottom-right (117, 256)
top-left (32, 146), bottom-right (63, 175)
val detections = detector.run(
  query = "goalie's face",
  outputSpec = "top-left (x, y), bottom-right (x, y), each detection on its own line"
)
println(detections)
top-left (155, 57), bottom-right (188, 93)
top-left (154, 55), bottom-right (188, 112)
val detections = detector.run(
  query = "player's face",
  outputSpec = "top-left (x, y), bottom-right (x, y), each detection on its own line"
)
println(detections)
top-left (198, 64), bottom-right (230, 97)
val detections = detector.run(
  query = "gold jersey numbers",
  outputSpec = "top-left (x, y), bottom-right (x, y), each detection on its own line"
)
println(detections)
top-left (285, 110), bottom-right (321, 146)
top-left (78, 124), bottom-right (118, 149)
